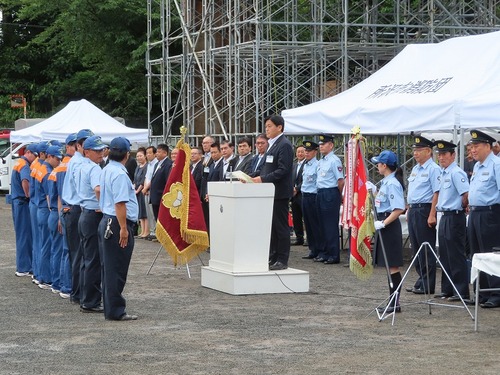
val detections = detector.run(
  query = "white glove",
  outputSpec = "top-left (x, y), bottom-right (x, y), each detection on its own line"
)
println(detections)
top-left (374, 220), bottom-right (385, 230)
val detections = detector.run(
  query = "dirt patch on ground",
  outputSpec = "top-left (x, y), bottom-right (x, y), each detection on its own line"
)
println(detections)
top-left (1, 198), bottom-right (498, 374)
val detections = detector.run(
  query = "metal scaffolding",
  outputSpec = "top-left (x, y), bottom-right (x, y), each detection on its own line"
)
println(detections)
top-left (146, 0), bottom-right (500, 143)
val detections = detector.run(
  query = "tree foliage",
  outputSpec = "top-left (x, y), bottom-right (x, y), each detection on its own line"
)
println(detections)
top-left (0, 0), bottom-right (148, 126)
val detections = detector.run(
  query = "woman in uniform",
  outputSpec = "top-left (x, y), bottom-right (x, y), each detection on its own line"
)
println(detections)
top-left (371, 150), bottom-right (406, 313)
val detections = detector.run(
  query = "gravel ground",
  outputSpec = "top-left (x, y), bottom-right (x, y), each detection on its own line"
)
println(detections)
top-left (1, 197), bottom-right (499, 375)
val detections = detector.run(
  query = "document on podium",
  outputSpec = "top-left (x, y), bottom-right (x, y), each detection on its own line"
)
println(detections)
top-left (226, 170), bottom-right (254, 183)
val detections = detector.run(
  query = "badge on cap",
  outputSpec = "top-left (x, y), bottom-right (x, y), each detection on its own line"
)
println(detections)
top-left (471, 132), bottom-right (478, 139)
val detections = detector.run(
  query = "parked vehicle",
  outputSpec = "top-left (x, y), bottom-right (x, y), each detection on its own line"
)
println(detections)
top-left (0, 142), bottom-right (28, 192)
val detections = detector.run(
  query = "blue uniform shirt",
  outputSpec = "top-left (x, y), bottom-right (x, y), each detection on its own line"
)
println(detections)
top-left (316, 151), bottom-right (344, 189)
top-left (77, 158), bottom-right (102, 210)
top-left (99, 160), bottom-right (138, 222)
top-left (469, 151), bottom-right (500, 206)
top-left (35, 161), bottom-right (53, 208)
top-left (47, 170), bottom-right (59, 211)
top-left (11, 156), bottom-right (31, 200)
top-left (301, 157), bottom-right (318, 194)
top-left (62, 152), bottom-right (84, 206)
top-left (375, 172), bottom-right (405, 213)
top-left (29, 159), bottom-right (41, 204)
top-left (407, 158), bottom-right (440, 204)
top-left (436, 162), bottom-right (469, 211)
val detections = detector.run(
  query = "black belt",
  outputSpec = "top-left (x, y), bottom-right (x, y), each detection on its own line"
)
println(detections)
top-left (377, 212), bottom-right (391, 219)
top-left (439, 210), bottom-right (464, 216)
top-left (469, 204), bottom-right (500, 212)
top-left (318, 187), bottom-right (338, 192)
top-left (302, 192), bottom-right (317, 196)
top-left (409, 203), bottom-right (431, 208)
top-left (103, 214), bottom-right (136, 227)
top-left (82, 208), bottom-right (102, 214)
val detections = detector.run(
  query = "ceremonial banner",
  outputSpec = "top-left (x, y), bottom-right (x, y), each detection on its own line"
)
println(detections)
top-left (156, 132), bottom-right (209, 264)
top-left (342, 128), bottom-right (375, 279)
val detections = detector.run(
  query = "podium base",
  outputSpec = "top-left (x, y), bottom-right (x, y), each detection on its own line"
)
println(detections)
top-left (201, 266), bottom-right (310, 295)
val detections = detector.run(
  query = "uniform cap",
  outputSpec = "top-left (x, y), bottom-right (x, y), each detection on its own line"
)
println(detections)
top-left (76, 129), bottom-right (94, 141)
top-left (411, 136), bottom-right (434, 148)
top-left (302, 140), bottom-right (319, 151)
top-left (46, 145), bottom-right (63, 159)
top-left (37, 141), bottom-right (51, 154)
top-left (26, 143), bottom-right (39, 155)
top-left (83, 135), bottom-right (108, 151)
top-left (371, 150), bottom-right (397, 166)
top-left (109, 137), bottom-right (131, 152)
top-left (434, 140), bottom-right (457, 152)
top-left (65, 133), bottom-right (78, 144)
top-left (469, 129), bottom-right (496, 145)
top-left (318, 134), bottom-right (334, 144)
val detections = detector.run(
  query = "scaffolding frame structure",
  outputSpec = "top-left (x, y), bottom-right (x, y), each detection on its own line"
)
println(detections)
top-left (146, 0), bottom-right (500, 143)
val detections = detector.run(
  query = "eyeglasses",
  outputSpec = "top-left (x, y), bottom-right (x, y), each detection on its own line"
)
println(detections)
top-left (256, 142), bottom-right (266, 145)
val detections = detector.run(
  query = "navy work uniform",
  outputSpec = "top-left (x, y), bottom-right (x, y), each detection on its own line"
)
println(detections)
top-left (77, 136), bottom-right (107, 311)
top-left (406, 136), bottom-right (440, 295)
top-left (61, 129), bottom-right (94, 303)
top-left (98, 137), bottom-right (138, 320)
top-left (315, 134), bottom-right (344, 264)
top-left (434, 140), bottom-right (470, 299)
top-left (11, 145), bottom-right (36, 275)
top-left (467, 130), bottom-right (500, 307)
top-left (300, 141), bottom-right (320, 259)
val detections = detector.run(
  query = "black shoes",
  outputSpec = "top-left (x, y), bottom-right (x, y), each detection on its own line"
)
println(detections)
top-left (269, 261), bottom-right (288, 271)
top-left (480, 301), bottom-right (500, 308)
top-left (80, 305), bottom-right (104, 313)
top-left (324, 258), bottom-right (339, 264)
top-left (434, 293), bottom-right (453, 299)
top-left (291, 239), bottom-right (304, 246)
top-left (118, 314), bottom-right (138, 321)
top-left (406, 287), bottom-right (433, 295)
top-left (301, 254), bottom-right (316, 259)
top-left (313, 257), bottom-right (327, 263)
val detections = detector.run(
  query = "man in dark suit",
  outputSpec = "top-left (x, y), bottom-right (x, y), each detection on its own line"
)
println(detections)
top-left (234, 137), bottom-right (254, 175)
top-left (249, 134), bottom-right (268, 177)
top-left (190, 146), bottom-right (204, 196)
top-left (200, 142), bottom-right (223, 233)
top-left (149, 143), bottom-right (173, 221)
top-left (291, 144), bottom-right (306, 245)
top-left (251, 115), bottom-right (294, 270)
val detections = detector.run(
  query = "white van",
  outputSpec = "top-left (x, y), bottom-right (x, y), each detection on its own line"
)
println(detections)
top-left (0, 143), bottom-right (29, 193)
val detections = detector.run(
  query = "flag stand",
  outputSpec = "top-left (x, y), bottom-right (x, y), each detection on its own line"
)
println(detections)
top-left (146, 245), bottom-right (205, 278)
top-left (370, 241), bottom-right (474, 325)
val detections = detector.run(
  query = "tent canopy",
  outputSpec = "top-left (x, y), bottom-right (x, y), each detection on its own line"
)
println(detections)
top-left (10, 99), bottom-right (149, 143)
top-left (282, 31), bottom-right (500, 135)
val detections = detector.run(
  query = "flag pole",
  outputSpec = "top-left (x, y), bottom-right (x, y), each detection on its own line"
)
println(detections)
top-left (357, 135), bottom-right (393, 289)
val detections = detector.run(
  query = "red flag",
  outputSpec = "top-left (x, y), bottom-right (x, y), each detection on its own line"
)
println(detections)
top-left (342, 135), bottom-right (375, 279)
top-left (156, 137), bottom-right (209, 264)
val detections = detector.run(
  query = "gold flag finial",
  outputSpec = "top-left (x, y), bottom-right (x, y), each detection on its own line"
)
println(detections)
top-left (351, 125), bottom-right (361, 139)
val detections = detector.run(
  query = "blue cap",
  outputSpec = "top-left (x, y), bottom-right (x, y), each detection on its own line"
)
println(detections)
top-left (371, 150), bottom-right (397, 166)
top-left (65, 133), bottom-right (77, 144)
top-left (46, 145), bottom-right (63, 159)
top-left (110, 137), bottom-right (131, 152)
top-left (26, 143), bottom-right (39, 155)
top-left (37, 141), bottom-right (51, 154)
top-left (50, 140), bottom-right (62, 147)
top-left (76, 129), bottom-right (94, 141)
top-left (83, 135), bottom-right (108, 151)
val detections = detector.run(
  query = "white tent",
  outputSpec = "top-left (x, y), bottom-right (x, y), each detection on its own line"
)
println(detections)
top-left (282, 31), bottom-right (500, 136)
top-left (10, 99), bottom-right (149, 143)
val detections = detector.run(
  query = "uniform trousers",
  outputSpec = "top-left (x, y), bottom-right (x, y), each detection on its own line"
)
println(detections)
top-left (291, 192), bottom-right (304, 241)
top-left (316, 187), bottom-right (341, 262)
top-left (407, 205), bottom-right (436, 293)
top-left (269, 198), bottom-right (291, 265)
top-left (468, 206), bottom-right (500, 304)
top-left (79, 209), bottom-right (103, 309)
top-left (48, 210), bottom-right (63, 291)
top-left (99, 215), bottom-right (135, 320)
top-left (59, 209), bottom-right (72, 294)
top-left (11, 198), bottom-right (32, 273)
top-left (29, 200), bottom-right (40, 280)
top-left (302, 193), bottom-right (320, 258)
top-left (438, 211), bottom-right (469, 298)
top-left (63, 205), bottom-right (83, 303)
top-left (37, 207), bottom-right (52, 284)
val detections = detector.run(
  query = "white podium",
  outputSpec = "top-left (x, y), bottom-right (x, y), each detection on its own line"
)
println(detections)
top-left (201, 181), bottom-right (309, 295)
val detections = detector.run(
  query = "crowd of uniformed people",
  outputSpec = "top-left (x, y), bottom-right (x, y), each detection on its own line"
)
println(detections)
top-left (10, 123), bottom-right (500, 317)
top-left (11, 130), bottom-right (139, 321)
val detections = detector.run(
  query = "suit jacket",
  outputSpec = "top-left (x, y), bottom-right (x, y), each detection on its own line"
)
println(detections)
top-left (234, 154), bottom-right (254, 175)
top-left (191, 161), bottom-right (203, 197)
top-left (149, 157), bottom-right (173, 206)
top-left (260, 134), bottom-right (294, 199)
top-left (200, 158), bottom-right (223, 199)
top-left (249, 153), bottom-right (266, 177)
